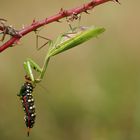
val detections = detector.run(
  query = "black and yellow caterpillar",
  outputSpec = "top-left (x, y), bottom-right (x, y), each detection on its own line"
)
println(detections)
top-left (18, 79), bottom-right (36, 136)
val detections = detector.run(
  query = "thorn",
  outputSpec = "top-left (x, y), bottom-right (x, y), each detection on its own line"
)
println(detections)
top-left (59, 8), bottom-right (64, 14)
top-left (114, 0), bottom-right (121, 4)
top-left (45, 18), bottom-right (48, 24)
top-left (84, 10), bottom-right (90, 14)
top-left (59, 8), bottom-right (68, 16)
top-left (56, 19), bottom-right (62, 23)
top-left (83, 4), bottom-right (90, 14)
top-left (89, 1), bottom-right (96, 9)
top-left (32, 18), bottom-right (36, 23)
top-left (32, 18), bottom-right (36, 25)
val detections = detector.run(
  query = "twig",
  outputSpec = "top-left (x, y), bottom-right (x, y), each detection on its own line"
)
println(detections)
top-left (0, 0), bottom-right (119, 53)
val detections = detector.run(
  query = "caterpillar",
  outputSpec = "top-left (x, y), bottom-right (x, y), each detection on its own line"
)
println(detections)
top-left (18, 77), bottom-right (36, 136)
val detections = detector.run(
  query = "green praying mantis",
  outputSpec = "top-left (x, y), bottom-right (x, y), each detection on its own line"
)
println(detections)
top-left (19, 26), bottom-right (105, 136)
top-left (24, 26), bottom-right (105, 84)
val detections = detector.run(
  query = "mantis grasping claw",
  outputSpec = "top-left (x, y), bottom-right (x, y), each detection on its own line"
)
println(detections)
top-left (24, 26), bottom-right (105, 84)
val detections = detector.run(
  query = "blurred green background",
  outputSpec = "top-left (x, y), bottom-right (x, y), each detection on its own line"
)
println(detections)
top-left (0, 0), bottom-right (140, 140)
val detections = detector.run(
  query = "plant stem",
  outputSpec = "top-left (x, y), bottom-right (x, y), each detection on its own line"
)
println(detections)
top-left (0, 0), bottom-right (118, 53)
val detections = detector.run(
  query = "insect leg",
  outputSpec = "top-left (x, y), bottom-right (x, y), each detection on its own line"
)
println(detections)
top-left (34, 29), bottom-right (52, 50)
top-left (24, 58), bottom-right (42, 83)
top-left (0, 28), bottom-right (6, 42)
top-left (36, 35), bottom-right (52, 50)
top-left (66, 12), bottom-right (82, 32)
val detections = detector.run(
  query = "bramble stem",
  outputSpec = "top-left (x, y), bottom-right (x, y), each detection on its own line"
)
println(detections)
top-left (0, 0), bottom-right (119, 53)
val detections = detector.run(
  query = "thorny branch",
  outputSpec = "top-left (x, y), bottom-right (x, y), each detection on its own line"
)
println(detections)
top-left (0, 0), bottom-right (119, 53)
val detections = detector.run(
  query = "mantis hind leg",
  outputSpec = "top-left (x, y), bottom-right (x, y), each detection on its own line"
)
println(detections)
top-left (36, 35), bottom-right (52, 50)
top-left (35, 29), bottom-right (52, 50)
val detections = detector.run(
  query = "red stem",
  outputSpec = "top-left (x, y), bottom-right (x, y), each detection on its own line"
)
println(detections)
top-left (0, 0), bottom-right (117, 53)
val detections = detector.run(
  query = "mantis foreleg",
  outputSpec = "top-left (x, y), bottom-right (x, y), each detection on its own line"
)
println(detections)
top-left (24, 58), bottom-right (42, 82)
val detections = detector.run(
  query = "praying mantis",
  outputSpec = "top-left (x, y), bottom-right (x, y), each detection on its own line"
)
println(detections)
top-left (18, 26), bottom-right (105, 136)
top-left (24, 26), bottom-right (105, 85)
